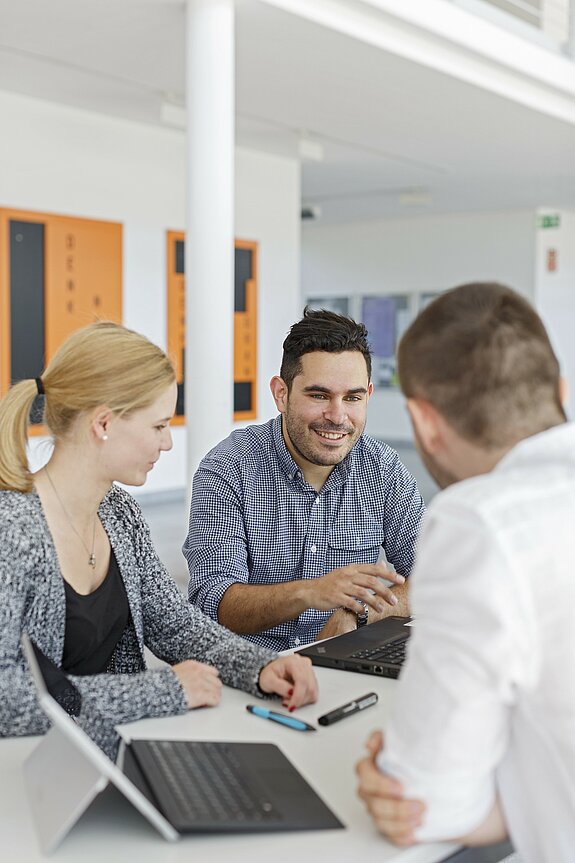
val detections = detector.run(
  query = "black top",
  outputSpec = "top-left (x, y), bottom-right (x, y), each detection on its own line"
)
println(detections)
top-left (61, 550), bottom-right (130, 676)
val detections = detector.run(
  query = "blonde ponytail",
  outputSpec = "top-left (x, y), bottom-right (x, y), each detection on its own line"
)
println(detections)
top-left (0, 379), bottom-right (42, 492)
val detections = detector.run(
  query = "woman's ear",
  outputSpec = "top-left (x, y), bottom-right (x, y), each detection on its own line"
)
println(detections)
top-left (90, 405), bottom-right (114, 443)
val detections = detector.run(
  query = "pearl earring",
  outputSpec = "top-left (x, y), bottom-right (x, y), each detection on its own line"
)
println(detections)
top-left (102, 434), bottom-right (109, 441)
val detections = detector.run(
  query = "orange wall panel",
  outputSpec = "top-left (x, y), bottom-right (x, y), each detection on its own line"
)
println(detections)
top-left (0, 207), bottom-right (122, 432)
top-left (45, 216), bottom-right (122, 357)
top-left (166, 231), bottom-right (185, 385)
top-left (166, 233), bottom-right (258, 423)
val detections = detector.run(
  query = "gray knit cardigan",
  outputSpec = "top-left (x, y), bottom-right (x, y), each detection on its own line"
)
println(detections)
top-left (0, 485), bottom-right (276, 738)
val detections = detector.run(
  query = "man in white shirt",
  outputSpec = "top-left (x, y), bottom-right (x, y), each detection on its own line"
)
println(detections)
top-left (356, 282), bottom-right (575, 862)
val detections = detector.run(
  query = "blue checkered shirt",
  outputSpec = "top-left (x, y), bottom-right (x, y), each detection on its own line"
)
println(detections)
top-left (184, 416), bottom-right (425, 652)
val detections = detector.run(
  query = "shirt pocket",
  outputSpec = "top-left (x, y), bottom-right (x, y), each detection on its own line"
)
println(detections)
top-left (326, 525), bottom-right (384, 572)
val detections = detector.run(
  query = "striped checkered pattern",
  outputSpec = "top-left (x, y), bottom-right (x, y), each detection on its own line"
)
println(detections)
top-left (184, 416), bottom-right (425, 652)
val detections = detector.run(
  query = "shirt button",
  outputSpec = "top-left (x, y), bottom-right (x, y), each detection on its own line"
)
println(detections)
top-left (314, 496), bottom-right (320, 505)
top-left (294, 637), bottom-right (301, 646)
top-left (310, 544), bottom-right (317, 554)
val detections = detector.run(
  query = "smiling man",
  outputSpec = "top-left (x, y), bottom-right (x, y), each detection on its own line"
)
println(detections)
top-left (183, 308), bottom-right (425, 652)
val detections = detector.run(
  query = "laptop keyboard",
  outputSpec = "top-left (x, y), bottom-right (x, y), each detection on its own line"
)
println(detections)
top-left (143, 740), bottom-right (280, 825)
top-left (349, 637), bottom-right (407, 665)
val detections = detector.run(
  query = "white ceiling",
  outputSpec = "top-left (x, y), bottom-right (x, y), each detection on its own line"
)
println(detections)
top-left (1, 0), bottom-right (575, 223)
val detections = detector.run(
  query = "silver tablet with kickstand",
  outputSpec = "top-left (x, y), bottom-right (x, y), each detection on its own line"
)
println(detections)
top-left (21, 633), bottom-right (343, 855)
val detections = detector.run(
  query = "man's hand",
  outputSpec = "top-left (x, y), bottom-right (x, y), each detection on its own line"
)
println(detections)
top-left (356, 730), bottom-right (425, 846)
top-left (172, 660), bottom-right (223, 709)
top-left (317, 577), bottom-right (410, 640)
top-left (258, 655), bottom-right (318, 710)
top-left (316, 607), bottom-right (357, 640)
top-left (305, 563), bottom-right (405, 614)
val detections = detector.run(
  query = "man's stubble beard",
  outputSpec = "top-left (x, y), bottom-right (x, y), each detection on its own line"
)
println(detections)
top-left (283, 410), bottom-right (362, 468)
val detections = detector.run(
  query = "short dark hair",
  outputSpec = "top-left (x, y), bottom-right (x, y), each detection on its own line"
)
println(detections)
top-left (280, 306), bottom-right (372, 390)
top-left (397, 282), bottom-right (566, 449)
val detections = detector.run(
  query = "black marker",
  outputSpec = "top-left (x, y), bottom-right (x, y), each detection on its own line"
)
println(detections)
top-left (318, 692), bottom-right (378, 726)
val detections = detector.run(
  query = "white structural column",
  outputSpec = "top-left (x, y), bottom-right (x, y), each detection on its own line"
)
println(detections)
top-left (185, 0), bottom-right (235, 483)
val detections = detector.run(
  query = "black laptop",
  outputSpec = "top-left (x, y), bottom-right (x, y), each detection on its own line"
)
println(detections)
top-left (22, 635), bottom-right (343, 853)
top-left (297, 616), bottom-right (412, 679)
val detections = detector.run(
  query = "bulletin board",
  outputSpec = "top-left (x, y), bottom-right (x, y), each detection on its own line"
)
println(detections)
top-left (166, 232), bottom-right (258, 423)
top-left (361, 295), bottom-right (411, 388)
top-left (0, 208), bottom-right (123, 431)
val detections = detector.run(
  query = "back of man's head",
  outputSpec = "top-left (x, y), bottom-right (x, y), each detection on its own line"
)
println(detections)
top-left (397, 282), bottom-right (566, 450)
top-left (280, 306), bottom-right (372, 390)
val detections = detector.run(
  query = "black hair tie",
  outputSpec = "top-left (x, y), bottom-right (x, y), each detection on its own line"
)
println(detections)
top-left (35, 377), bottom-right (45, 396)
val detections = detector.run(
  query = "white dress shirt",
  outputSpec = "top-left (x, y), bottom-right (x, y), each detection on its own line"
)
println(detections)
top-left (379, 423), bottom-right (575, 863)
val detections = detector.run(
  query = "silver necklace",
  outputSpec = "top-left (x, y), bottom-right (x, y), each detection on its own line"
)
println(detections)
top-left (44, 466), bottom-right (98, 569)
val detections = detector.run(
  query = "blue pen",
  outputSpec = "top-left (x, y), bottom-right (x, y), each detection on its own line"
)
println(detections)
top-left (246, 704), bottom-right (316, 732)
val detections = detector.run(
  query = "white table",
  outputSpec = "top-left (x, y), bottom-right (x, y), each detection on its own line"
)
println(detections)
top-left (1, 666), bottom-right (459, 862)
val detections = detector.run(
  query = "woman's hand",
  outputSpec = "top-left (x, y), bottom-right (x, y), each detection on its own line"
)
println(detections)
top-left (172, 659), bottom-right (223, 709)
top-left (258, 655), bottom-right (318, 710)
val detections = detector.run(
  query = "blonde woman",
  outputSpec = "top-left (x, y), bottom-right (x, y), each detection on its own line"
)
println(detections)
top-left (0, 322), bottom-right (317, 741)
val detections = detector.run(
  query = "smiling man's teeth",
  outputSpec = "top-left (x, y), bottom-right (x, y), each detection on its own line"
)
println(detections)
top-left (316, 431), bottom-right (345, 440)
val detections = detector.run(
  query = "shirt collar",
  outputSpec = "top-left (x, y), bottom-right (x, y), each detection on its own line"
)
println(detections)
top-left (270, 414), bottom-right (357, 488)
top-left (493, 422), bottom-right (575, 474)
top-left (271, 415), bottom-right (301, 481)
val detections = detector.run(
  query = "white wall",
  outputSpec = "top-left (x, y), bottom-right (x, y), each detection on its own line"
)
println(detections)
top-left (302, 209), bottom-right (536, 440)
top-left (534, 208), bottom-right (575, 421)
top-left (0, 90), bottom-right (300, 493)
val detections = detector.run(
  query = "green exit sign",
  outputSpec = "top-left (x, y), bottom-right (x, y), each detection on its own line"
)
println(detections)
top-left (538, 214), bottom-right (561, 229)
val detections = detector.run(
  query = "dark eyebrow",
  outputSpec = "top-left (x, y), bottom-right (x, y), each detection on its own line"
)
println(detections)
top-left (302, 385), bottom-right (368, 395)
